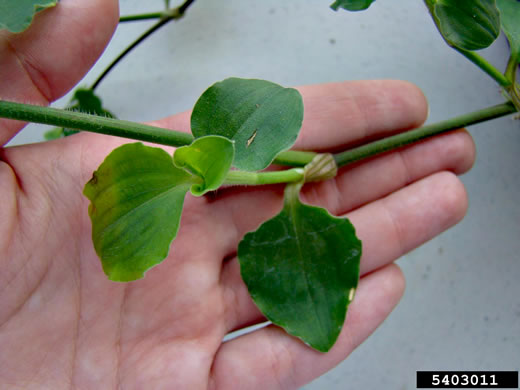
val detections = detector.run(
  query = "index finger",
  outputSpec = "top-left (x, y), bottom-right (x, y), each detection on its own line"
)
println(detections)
top-left (0, 0), bottom-right (119, 146)
top-left (150, 79), bottom-right (429, 153)
top-left (295, 79), bottom-right (429, 151)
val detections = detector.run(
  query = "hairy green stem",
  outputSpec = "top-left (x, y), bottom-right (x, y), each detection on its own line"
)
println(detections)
top-left (455, 48), bottom-right (511, 88)
top-left (334, 102), bottom-right (517, 167)
top-left (0, 100), bottom-right (516, 180)
top-left (0, 100), bottom-right (194, 147)
top-left (119, 12), bottom-right (166, 23)
top-left (0, 100), bottom-right (312, 165)
top-left (224, 168), bottom-right (305, 186)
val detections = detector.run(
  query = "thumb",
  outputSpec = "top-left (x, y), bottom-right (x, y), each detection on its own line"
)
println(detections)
top-left (0, 0), bottom-right (119, 145)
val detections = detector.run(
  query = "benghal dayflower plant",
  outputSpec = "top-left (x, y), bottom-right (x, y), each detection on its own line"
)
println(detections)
top-left (0, 0), bottom-right (518, 352)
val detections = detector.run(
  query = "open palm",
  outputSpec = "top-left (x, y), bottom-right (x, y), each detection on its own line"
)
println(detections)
top-left (0, 1), bottom-right (475, 389)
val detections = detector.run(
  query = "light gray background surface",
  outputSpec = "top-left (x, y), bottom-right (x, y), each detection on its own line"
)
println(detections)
top-left (9, 1), bottom-right (520, 388)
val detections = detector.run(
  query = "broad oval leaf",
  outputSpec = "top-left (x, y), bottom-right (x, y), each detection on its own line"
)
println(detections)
top-left (330, 0), bottom-right (376, 11)
top-left (191, 78), bottom-right (304, 171)
top-left (497, 0), bottom-right (520, 60)
top-left (425, 0), bottom-right (501, 51)
top-left (173, 135), bottom-right (234, 196)
top-left (0, 0), bottom-right (58, 33)
top-left (84, 143), bottom-right (193, 282)
top-left (238, 183), bottom-right (362, 352)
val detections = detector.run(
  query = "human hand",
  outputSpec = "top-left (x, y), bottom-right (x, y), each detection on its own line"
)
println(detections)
top-left (0, 1), bottom-right (475, 389)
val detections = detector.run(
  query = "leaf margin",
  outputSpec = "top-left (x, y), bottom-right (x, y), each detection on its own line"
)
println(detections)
top-left (330, 0), bottom-right (376, 12)
top-left (190, 77), bottom-right (304, 172)
top-left (0, 0), bottom-right (58, 33)
top-left (237, 181), bottom-right (362, 352)
top-left (173, 135), bottom-right (235, 196)
top-left (424, 0), bottom-right (501, 51)
top-left (83, 142), bottom-right (194, 282)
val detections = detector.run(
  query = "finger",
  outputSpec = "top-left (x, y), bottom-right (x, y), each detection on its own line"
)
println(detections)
top-left (42, 78), bottom-right (432, 202)
top-left (220, 171), bottom-right (467, 332)
top-left (24, 109), bottom-right (193, 188)
top-left (147, 110), bottom-right (192, 134)
top-left (97, 79), bottom-right (435, 256)
top-left (147, 79), bottom-right (428, 141)
top-left (149, 80), bottom-right (429, 150)
top-left (200, 78), bottom-right (448, 259)
top-left (216, 129), bottom-right (473, 331)
top-left (212, 264), bottom-right (405, 390)
top-left (211, 129), bottom-right (474, 261)
top-left (351, 171), bottom-right (468, 274)
top-left (0, 0), bottom-right (119, 145)
top-left (300, 128), bottom-right (474, 216)
top-left (295, 80), bottom-right (428, 150)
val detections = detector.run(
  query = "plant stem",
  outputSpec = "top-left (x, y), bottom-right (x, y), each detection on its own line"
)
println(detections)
top-left (119, 12), bottom-right (166, 23)
top-left (271, 150), bottom-right (317, 166)
top-left (224, 168), bottom-right (305, 186)
top-left (92, 0), bottom-right (197, 90)
top-left (178, 0), bottom-right (196, 14)
top-left (505, 55), bottom-right (518, 84)
top-left (0, 100), bottom-right (316, 166)
top-left (225, 102), bottom-right (517, 186)
top-left (455, 48), bottom-right (511, 88)
top-left (0, 100), bottom-right (516, 177)
top-left (334, 102), bottom-right (517, 167)
top-left (91, 17), bottom-right (173, 91)
top-left (0, 100), bottom-right (194, 147)
top-left (504, 55), bottom-right (520, 110)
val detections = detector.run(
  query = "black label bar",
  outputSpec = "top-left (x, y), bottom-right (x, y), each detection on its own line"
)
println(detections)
top-left (417, 371), bottom-right (518, 388)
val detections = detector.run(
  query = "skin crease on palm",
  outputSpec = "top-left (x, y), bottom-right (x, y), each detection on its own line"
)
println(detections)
top-left (0, 1), bottom-right (477, 389)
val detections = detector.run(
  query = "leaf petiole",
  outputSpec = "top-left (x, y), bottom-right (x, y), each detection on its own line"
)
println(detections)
top-left (119, 12), bottom-right (167, 23)
top-left (94, 0), bottom-right (197, 90)
top-left (454, 48), bottom-right (511, 88)
top-left (505, 55), bottom-right (518, 85)
top-left (223, 168), bottom-right (305, 186)
top-left (91, 17), bottom-right (174, 90)
top-left (504, 56), bottom-right (520, 110)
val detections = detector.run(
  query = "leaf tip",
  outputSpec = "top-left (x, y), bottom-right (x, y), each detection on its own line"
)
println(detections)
top-left (330, 2), bottom-right (341, 11)
top-left (106, 267), bottom-right (145, 283)
top-left (330, 0), bottom-right (376, 12)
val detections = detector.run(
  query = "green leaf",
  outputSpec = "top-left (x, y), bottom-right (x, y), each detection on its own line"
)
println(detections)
top-left (191, 78), bottom-right (304, 172)
top-left (0, 0), bottom-right (58, 33)
top-left (44, 88), bottom-right (115, 139)
top-left (84, 143), bottom-right (194, 282)
top-left (497, 0), bottom-right (520, 60)
top-left (174, 135), bottom-right (234, 196)
top-left (238, 183), bottom-right (362, 352)
top-left (43, 127), bottom-right (65, 141)
top-left (64, 88), bottom-right (115, 136)
top-left (69, 89), bottom-right (115, 118)
top-left (424, 0), bottom-right (501, 51)
top-left (330, 0), bottom-right (376, 11)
